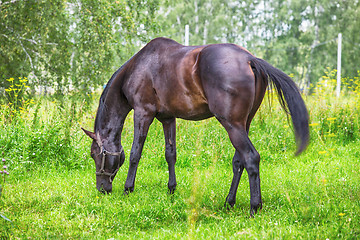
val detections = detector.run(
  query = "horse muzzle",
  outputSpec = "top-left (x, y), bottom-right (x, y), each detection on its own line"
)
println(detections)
top-left (97, 179), bottom-right (112, 194)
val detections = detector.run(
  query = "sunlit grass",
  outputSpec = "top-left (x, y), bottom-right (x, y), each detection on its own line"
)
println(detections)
top-left (1, 73), bottom-right (360, 238)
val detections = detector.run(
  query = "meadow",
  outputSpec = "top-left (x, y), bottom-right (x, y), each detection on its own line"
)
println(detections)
top-left (1, 74), bottom-right (360, 239)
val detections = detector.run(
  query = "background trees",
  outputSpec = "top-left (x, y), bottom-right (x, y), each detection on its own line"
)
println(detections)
top-left (1, 0), bottom-right (359, 96)
top-left (0, 0), bottom-right (160, 94)
top-left (160, 0), bottom-right (360, 89)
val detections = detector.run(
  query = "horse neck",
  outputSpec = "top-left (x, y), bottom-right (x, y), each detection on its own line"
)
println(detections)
top-left (95, 62), bottom-right (131, 150)
top-left (95, 93), bottom-right (127, 151)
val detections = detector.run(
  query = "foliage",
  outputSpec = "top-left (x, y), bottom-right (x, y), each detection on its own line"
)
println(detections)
top-left (0, 97), bottom-right (93, 172)
top-left (2, 77), bottom-right (34, 120)
top-left (158, 0), bottom-right (254, 45)
top-left (342, 70), bottom-right (360, 95)
top-left (0, 0), bottom-right (161, 94)
top-left (307, 68), bottom-right (360, 145)
top-left (0, 0), bottom-right (71, 90)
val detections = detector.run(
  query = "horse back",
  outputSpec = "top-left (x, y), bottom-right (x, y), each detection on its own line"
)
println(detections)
top-left (121, 38), bottom-right (265, 122)
top-left (122, 38), bottom-right (212, 120)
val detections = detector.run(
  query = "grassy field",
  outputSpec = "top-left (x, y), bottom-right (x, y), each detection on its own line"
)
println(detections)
top-left (1, 82), bottom-right (360, 239)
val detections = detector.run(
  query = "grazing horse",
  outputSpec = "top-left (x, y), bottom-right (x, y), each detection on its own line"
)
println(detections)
top-left (82, 37), bottom-right (309, 215)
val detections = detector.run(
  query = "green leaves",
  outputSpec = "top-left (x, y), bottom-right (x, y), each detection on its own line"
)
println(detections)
top-left (0, 0), bottom-right (161, 95)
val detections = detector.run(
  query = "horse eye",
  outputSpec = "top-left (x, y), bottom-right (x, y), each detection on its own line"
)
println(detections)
top-left (91, 153), bottom-right (95, 158)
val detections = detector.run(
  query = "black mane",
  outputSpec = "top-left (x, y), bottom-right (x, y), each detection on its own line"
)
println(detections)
top-left (94, 58), bottom-right (131, 132)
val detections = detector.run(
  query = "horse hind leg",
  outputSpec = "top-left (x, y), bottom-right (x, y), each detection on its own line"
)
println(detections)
top-left (160, 118), bottom-right (177, 194)
top-left (245, 141), bottom-right (262, 216)
top-left (225, 150), bottom-right (245, 208)
top-left (197, 47), bottom-right (263, 214)
top-left (222, 124), bottom-right (262, 216)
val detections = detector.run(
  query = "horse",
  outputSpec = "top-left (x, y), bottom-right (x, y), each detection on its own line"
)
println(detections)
top-left (82, 37), bottom-right (309, 216)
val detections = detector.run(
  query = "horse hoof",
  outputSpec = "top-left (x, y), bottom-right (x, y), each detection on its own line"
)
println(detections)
top-left (123, 187), bottom-right (134, 196)
top-left (224, 200), bottom-right (235, 210)
top-left (168, 187), bottom-right (176, 195)
top-left (250, 202), bottom-right (262, 217)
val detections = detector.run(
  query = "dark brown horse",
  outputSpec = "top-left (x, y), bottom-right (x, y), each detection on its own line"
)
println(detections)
top-left (82, 37), bottom-right (309, 215)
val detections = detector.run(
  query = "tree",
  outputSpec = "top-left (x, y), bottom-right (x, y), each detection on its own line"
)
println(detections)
top-left (0, 0), bottom-right (71, 92)
top-left (0, 0), bottom-right (161, 95)
top-left (159, 0), bottom-right (257, 45)
top-left (247, 0), bottom-right (360, 89)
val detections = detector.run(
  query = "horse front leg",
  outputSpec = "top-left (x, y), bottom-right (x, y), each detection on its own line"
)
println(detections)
top-left (160, 118), bottom-right (177, 194)
top-left (124, 110), bottom-right (154, 194)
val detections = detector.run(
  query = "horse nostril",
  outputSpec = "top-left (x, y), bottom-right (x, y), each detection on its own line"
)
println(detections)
top-left (98, 182), bottom-right (112, 194)
top-left (99, 184), bottom-right (106, 194)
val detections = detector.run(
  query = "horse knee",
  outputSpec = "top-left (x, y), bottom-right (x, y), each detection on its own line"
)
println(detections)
top-left (165, 145), bottom-right (176, 163)
top-left (252, 150), bottom-right (260, 164)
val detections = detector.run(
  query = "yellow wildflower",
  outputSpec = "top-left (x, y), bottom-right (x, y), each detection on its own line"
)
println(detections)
top-left (326, 133), bottom-right (336, 137)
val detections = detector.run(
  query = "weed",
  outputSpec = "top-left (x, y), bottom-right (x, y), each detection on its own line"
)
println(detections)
top-left (2, 77), bottom-right (34, 121)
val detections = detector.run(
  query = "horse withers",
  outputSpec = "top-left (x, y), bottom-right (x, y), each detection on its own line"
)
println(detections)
top-left (82, 37), bottom-right (309, 216)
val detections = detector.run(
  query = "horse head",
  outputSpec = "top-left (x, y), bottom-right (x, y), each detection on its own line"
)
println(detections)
top-left (82, 128), bottom-right (125, 193)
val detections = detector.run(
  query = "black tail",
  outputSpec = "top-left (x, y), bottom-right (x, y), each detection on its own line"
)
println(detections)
top-left (250, 57), bottom-right (309, 155)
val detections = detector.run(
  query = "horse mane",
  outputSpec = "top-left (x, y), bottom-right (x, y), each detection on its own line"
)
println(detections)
top-left (94, 58), bottom-right (132, 132)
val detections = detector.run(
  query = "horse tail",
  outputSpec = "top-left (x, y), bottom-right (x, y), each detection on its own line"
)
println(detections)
top-left (249, 57), bottom-right (309, 155)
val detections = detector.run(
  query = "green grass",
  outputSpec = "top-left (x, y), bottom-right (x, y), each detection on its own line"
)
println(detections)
top-left (1, 93), bottom-right (360, 239)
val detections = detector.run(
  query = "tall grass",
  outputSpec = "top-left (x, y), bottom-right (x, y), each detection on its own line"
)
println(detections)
top-left (0, 71), bottom-right (359, 239)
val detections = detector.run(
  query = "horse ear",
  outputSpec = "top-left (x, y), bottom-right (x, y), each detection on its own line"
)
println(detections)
top-left (81, 128), bottom-right (97, 141)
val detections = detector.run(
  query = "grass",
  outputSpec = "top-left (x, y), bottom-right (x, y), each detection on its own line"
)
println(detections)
top-left (1, 86), bottom-right (360, 239)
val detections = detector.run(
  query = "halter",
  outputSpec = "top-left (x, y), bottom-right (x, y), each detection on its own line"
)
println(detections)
top-left (95, 135), bottom-right (123, 183)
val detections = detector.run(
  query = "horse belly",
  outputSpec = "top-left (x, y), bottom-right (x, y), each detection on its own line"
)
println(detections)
top-left (175, 98), bottom-right (213, 120)
top-left (157, 92), bottom-right (212, 121)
